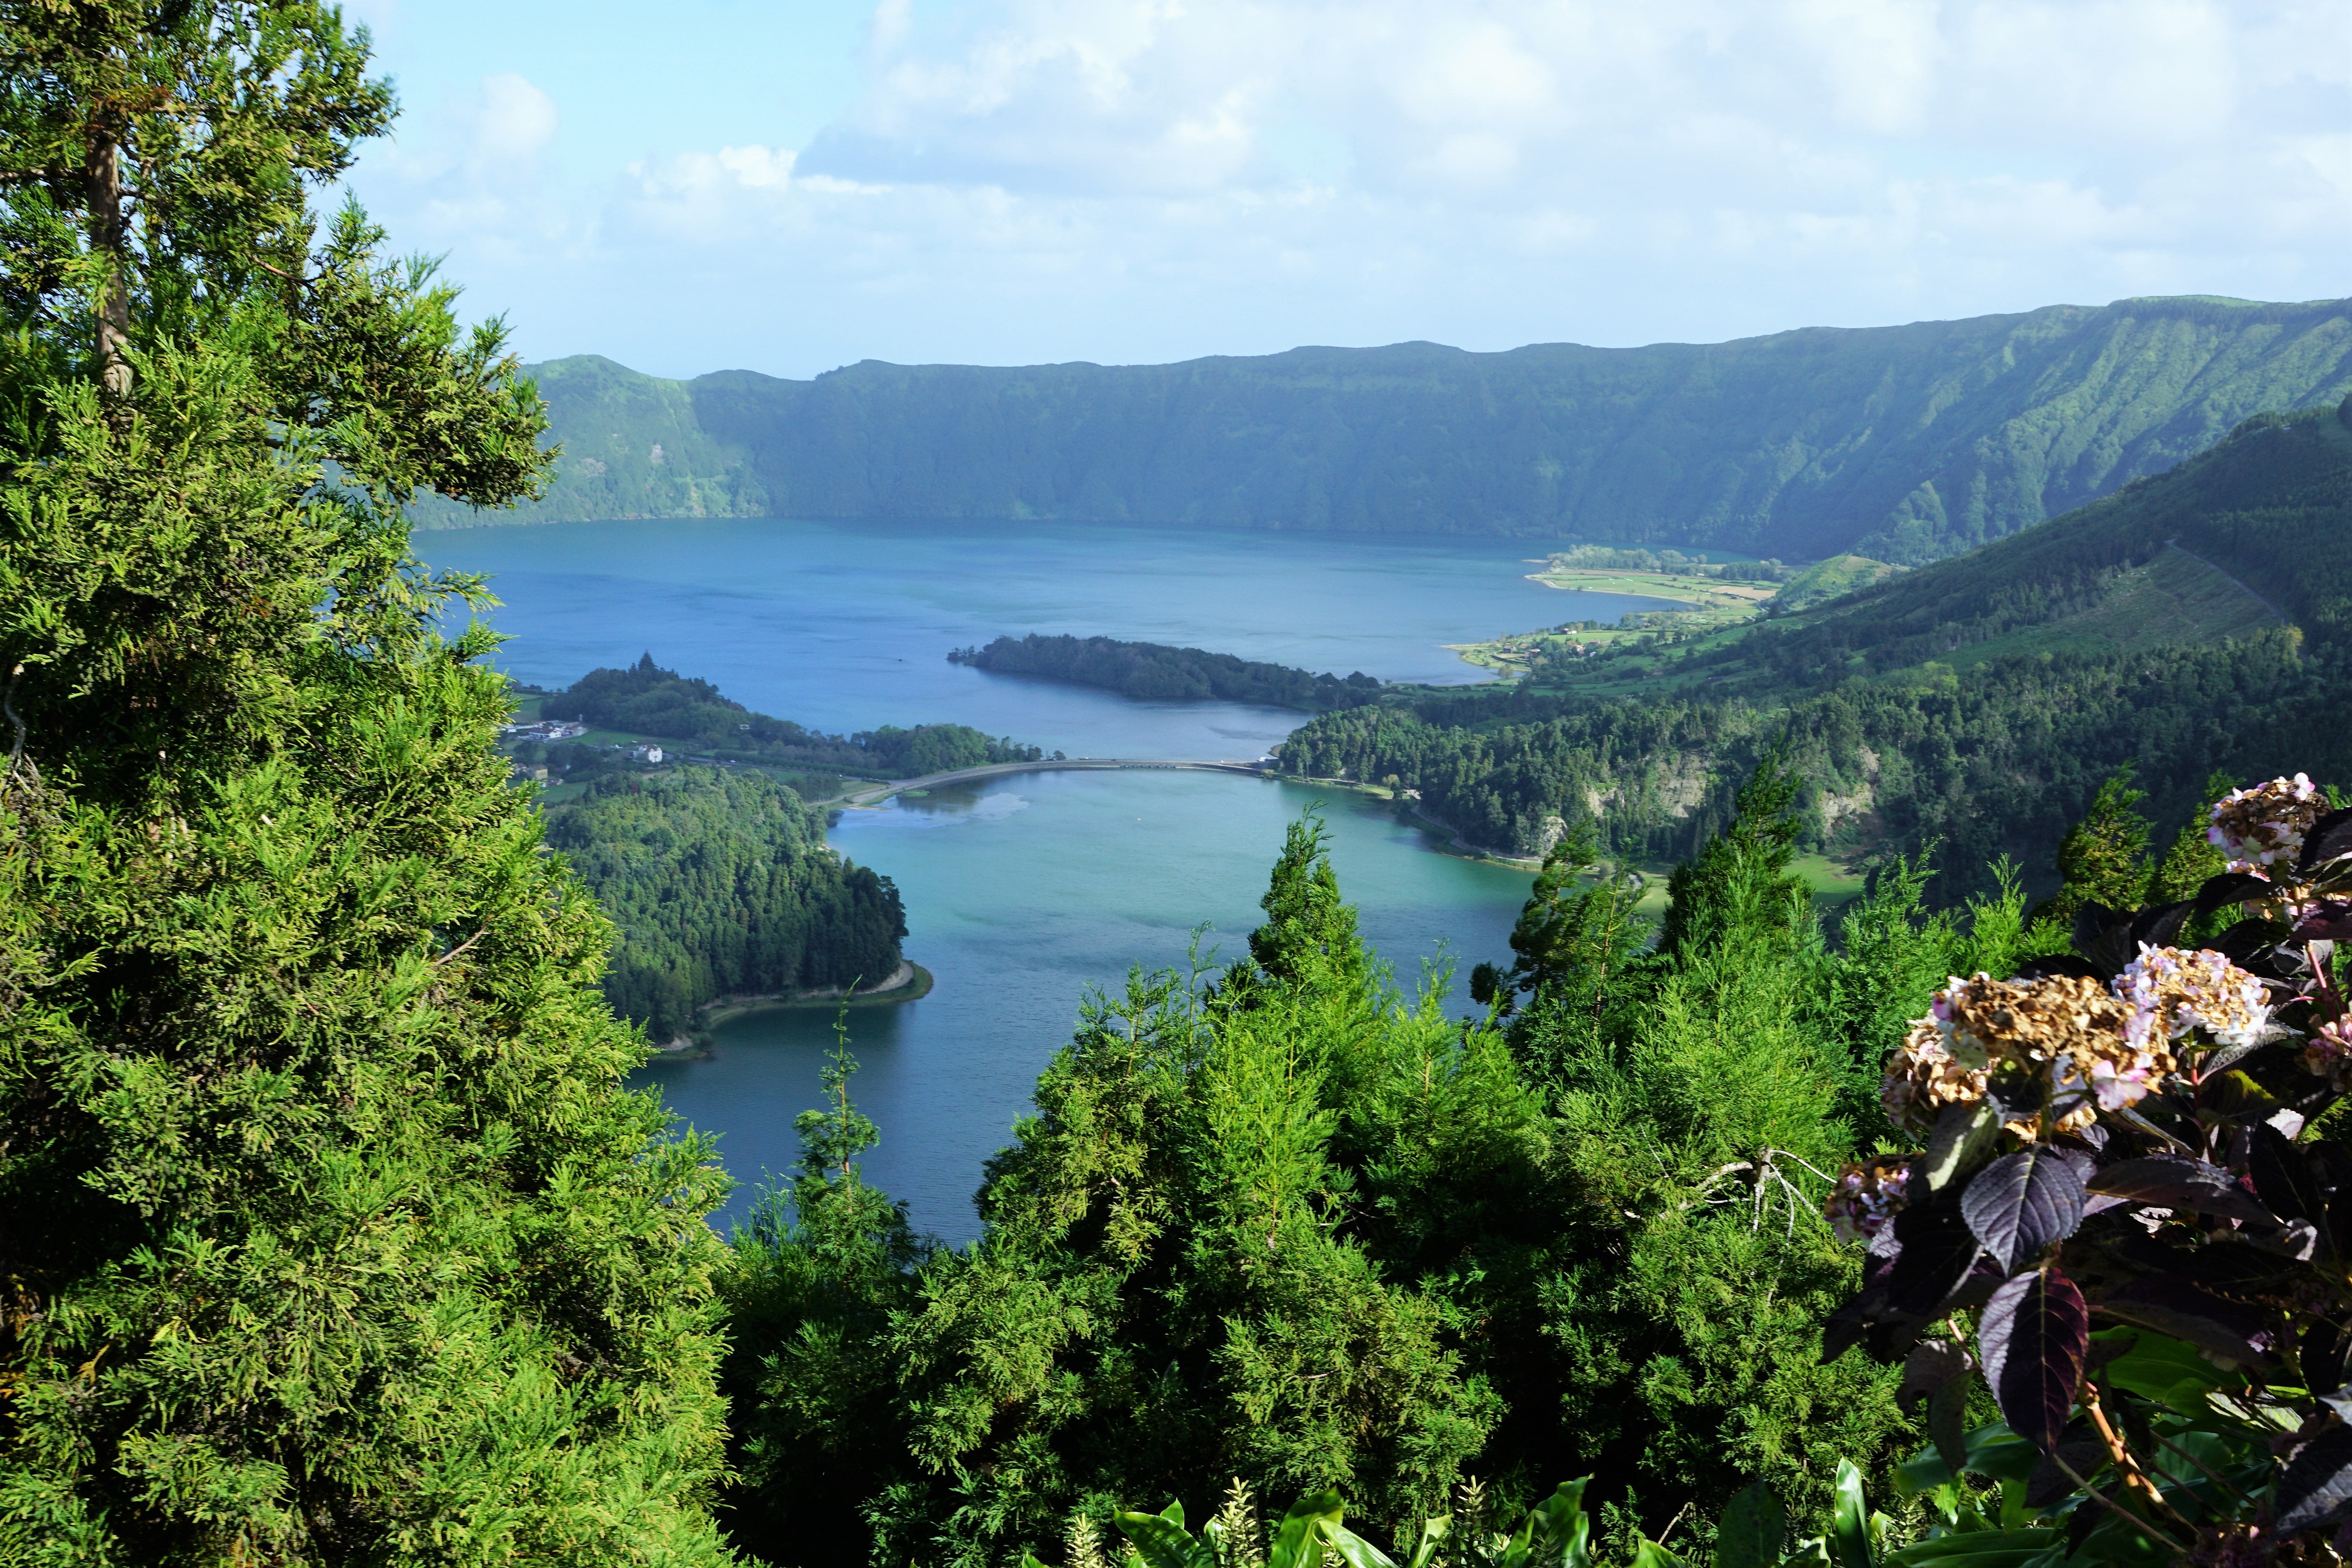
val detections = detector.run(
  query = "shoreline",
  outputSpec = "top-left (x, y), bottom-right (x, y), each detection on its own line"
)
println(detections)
top-left (1273, 769), bottom-right (1544, 869)
top-left (653, 961), bottom-right (937, 1045)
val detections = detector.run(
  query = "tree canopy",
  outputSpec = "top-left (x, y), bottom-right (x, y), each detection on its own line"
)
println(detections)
top-left (0, 5), bottom-right (735, 1559)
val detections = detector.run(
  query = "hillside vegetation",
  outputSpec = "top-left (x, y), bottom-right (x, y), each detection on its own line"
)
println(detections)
top-left (1277, 398), bottom-right (2352, 896)
top-left (552, 653), bottom-right (1045, 776)
top-left (544, 769), bottom-right (907, 1041)
top-left (418, 296), bottom-right (2352, 561)
top-left (951, 633), bottom-right (1382, 711)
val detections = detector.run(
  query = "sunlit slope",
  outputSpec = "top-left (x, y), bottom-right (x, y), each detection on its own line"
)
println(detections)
top-left (1274, 397), bottom-right (2352, 896)
top-left (416, 296), bottom-right (2352, 563)
top-left (1704, 398), bottom-right (2352, 691)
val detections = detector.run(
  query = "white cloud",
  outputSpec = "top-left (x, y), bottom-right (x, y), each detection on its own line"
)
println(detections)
top-left (468, 73), bottom-right (558, 170)
top-left (345, 0), bottom-right (2352, 377)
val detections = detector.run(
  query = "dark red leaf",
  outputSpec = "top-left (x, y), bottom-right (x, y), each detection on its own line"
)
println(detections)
top-left (2127, 900), bottom-right (2195, 951)
top-left (2086, 1155), bottom-right (2281, 1226)
top-left (2093, 1279), bottom-right (2270, 1364)
top-left (1976, 1267), bottom-right (2089, 1451)
top-left (2289, 903), bottom-right (2352, 941)
top-left (2196, 872), bottom-right (2280, 920)
top-left (1888, 1200), bottom-right (1982, 1317)
top-left (2277, 1424), bottom-right (2352, 1533)
top-left (2248, 1123), bottom-right (2324, 1226)
top-left (2297, 807), bottom-right (2352, 874)
top-left (1928, 1374), bottom-right (1971, 1476)
top-left (1962, 1148), bottom-right (2087, 1271)
top-left (1897, 1339), bottom-right (1973, 1414)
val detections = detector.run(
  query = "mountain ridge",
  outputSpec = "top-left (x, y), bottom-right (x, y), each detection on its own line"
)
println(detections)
top-left (417, 294), bottom-right (2352, 563)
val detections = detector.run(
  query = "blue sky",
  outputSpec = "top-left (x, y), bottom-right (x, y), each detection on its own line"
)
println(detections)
top-left (342, 0), bottom-right (2352, 380)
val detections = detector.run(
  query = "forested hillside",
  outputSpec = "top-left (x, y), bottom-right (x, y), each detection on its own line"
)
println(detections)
top-left (544, 769), bottom-right (907, 1041)
top-left (951, 633), bottom-right (1382, 710)
top-left (1279, 399), bottom-right (2352, 895)
top-left (553, 653), bottom-right (1044, 774)
top-left (415, 296), bottom-right (2352, 561)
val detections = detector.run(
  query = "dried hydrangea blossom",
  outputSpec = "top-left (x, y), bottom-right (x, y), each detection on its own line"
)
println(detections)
top-left (1895, 972), bottom-right (2135, 1134)
top-left (1824, 1157), bottom-right (1911, 1243)
top-left (2117, 943), bottom-right (2272, 1059)
top-left (2304, 1018), bottom-right (2352, 1090)
top-left (2207, 773), bottom-right (2324, 874)
top-left (1882, 1017), bottom-right (1989, 1137)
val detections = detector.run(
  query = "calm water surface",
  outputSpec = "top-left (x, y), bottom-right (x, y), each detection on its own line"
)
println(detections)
top-left (422, 516), bottom-right (1664, 758)
top-left (415, 518), bottom-right (1657, 1240)
top-left (634, 770), bottom-right (1534, 1240)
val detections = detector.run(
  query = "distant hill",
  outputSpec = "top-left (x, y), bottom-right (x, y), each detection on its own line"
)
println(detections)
top-left (418, 296), bottom-right (2352, 562)
top-left (1276, 396), bottom-right (2352, 898)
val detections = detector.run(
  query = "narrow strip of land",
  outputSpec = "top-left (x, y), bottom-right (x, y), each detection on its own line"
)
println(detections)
top-left (829, 756), bottom-right (1276, 807)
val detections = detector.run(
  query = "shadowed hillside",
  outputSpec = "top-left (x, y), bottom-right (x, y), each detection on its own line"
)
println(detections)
top-left (420, 295), bottom-right (2352, 562)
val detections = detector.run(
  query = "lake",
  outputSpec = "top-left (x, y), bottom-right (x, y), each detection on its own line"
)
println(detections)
top-left (418, 516), bottom-right (1664, 1240)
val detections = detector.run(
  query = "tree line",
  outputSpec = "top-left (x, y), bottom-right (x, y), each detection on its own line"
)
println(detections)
top-left (557, 652), bottom-right (1046, 775)
top-left (951, 632), bottom-right (1384, 711)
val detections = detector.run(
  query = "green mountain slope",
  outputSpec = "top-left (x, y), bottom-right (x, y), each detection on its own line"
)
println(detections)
top-left (420, 296), bottom-right (2352, 561)
top-left (1275, 397), bottom-right (2352, 898)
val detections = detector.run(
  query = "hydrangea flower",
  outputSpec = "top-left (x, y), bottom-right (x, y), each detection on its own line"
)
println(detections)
top-left (1882, 1016), bottom-right (1989, 1137)
top-left (2207, 773), bottom-right (2324, 874)
top-left (2116, 943), bottom-right (2271, 1059)
top-left (1824, 1157), bottom-right (1911, 1243)
top-left (1886, 972), bottom-right (2135, 1135)
top-left (2304, 1017), bottom-right (2352, 1090)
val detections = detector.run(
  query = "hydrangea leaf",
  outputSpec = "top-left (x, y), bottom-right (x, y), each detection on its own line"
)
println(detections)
top-left (1976, 1268), bottom-right (2089, 1451)
top-left (1921, 1101), bottom-right (2002, 1193)
top-left (1960, 1147), bottom-right (2086, 1272)
top-left (2085, 1155), bottom-right (2280, 1225)
top-left (2277, 1424), bottom-right (2352, 1533)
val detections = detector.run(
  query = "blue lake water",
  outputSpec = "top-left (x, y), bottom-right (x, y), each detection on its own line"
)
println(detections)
top-left (416, 517), bottom-right (1662, 1240)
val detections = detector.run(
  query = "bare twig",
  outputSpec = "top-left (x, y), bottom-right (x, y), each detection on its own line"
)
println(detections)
top-left (2082, 1383), bottom-right (2189, 1527)
top-left (4, 663), bottom-right (28, 773)
top-left (429, 922), bottom-right (490, 970)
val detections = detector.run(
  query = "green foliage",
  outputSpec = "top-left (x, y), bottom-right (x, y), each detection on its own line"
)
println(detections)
top-left (1471, 822), bottom-right (1646, 1032)
top-left (2037, 767), bottom-right (2151, 926)
top-left (416, 301), bottom-right (2352, 564)
top-left (1655, 754), bottom-right (1809, 960)
top-left (0, 6), bottom-right (734, 1559)
top-left (1280, 402), bottom-right (2352, 901)
top-left (2145, 769), bottom-right (2234, 909)
top-left (719, 1014), bottom-right (934, 1567)
top-left (542, 766), bottom-right (907, 1039)
top-left (555, 652), bottom-right (1041, 774)
top-left (952, 634), bottom-right (1383, 712)
top-left (715, 773), bottom-right (2065, 1564)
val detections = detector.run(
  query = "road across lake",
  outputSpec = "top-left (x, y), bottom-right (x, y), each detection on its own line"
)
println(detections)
top-left (835, 757), bottom-right (1276, 807)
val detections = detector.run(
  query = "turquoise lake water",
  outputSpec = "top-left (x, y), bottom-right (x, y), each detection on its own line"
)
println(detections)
top-left (418, 517), bottom-right (1661, 1239)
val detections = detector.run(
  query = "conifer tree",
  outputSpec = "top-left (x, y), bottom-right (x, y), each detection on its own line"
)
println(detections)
top-left (0, 4), bottom-right (735, 1559)
top-left (720, 1022), bottom-right (931, 1566)
top-left (1655, 751), bottom-right (1811, 958)
top-left (2039, 765), bottom-right (2154, 926)
top-left (2147, 769), bottom-right (2234, 906)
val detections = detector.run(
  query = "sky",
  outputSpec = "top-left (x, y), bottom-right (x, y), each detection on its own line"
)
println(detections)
top-left (340, 0), bottom-right (2352, 381)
